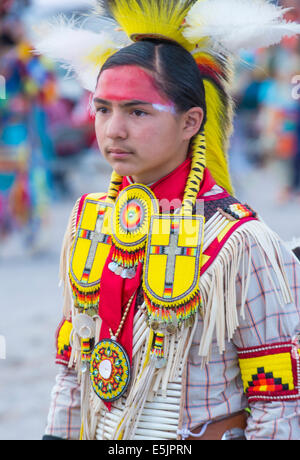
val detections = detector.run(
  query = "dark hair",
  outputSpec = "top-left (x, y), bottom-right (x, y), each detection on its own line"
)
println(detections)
top-left (99, 39), bottom-right (207, 130)
top-left (0, 31), bottom-right (17, 47)
top-left (293, 247), bottom-right (300, 261)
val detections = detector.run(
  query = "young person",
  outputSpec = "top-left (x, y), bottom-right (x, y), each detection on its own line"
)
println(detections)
top-left (37, 0), bottom-right (300, 440)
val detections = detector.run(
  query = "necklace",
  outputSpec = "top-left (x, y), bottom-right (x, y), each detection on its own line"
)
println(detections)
top-left (90, 293), bottom-right (135, 403)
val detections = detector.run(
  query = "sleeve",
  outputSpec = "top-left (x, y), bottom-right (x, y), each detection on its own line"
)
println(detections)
top-left (232, 235), bottom-right (300, 440)
top-left (44, 366), bottom-right (81, 440)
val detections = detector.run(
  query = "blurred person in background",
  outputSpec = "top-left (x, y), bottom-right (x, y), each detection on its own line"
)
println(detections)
top-left (256, 37), bottom-right (300, 203)
top-left (0, 1), bottom-right (101, 257)
top-left (0, 3), bottom-right (58, 254)
top-left (0, 0), bottom-right (14, 18)
top-left (46, 87), bottom-right (97, 198)
top-left (231, 0), bottom-right (300, 204)
top-left (229, 56), bottom-right (265, 189)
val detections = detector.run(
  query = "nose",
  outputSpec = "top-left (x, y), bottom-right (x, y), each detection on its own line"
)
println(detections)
top-left (106, 111), bottom-right (128, 140)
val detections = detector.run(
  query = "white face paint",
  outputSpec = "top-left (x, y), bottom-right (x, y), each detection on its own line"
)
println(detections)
top-left (152, 103), bottom-right (176, 115)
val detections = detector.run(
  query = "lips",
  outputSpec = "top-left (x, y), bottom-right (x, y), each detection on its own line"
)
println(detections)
top-left (106, 148), bottom-right (133, 157)
top-left (109, 149), bottom-right (131, 154)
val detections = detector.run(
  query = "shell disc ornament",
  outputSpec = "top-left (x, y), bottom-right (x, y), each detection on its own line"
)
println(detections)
top-left (90, 339), bottom-right (131, 402)
top-left (110, 184), bottom-right (159, 270)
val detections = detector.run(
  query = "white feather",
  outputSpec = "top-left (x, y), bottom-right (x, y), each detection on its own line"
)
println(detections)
top-left (32, 16), bottom-right (121, 92)
top-left (207, 23), bottom-right (300, 53)
top-left (183, 0), bottom-right (300, 53)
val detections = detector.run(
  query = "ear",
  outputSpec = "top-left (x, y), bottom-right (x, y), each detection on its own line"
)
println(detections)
top-left (181, 107), bottom-right (204, 141)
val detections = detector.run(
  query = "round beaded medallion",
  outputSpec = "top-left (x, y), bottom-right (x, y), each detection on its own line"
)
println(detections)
top-left (120, 199), bottom-right (145, 233)
top-left (112, 184), bottom-right (159, 249)
top-left (90, 339), bottom-right (131, 402)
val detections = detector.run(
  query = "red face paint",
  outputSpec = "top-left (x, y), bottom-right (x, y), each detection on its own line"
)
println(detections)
top-left (95, 65), bottom-right (172, 106)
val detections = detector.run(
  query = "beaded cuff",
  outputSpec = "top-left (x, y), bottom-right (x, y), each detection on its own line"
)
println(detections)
top-left (238, 339), bottom-right (300, 403)
top-left (55, 319), bottom-right (73, 366)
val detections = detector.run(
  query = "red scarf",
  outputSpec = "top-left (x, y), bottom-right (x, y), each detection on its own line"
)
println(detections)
top-left (98, 159), bottom-right (216, 409)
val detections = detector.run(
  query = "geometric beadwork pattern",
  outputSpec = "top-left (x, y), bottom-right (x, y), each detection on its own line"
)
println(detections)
top-left (247, 367), bottom-right (290, 394)
top-left (90, 339), bottom-right (130, 403)
top-left (223, 203), bottom-right (257, 220)
top-left (112, 184), bottom-right (159, 248)
top-left (55, 319), bottom-right (73, 366)
top-left (238, 341), bottom-right (300, 403)
top-left (110, 184), bottom-right (159, 269)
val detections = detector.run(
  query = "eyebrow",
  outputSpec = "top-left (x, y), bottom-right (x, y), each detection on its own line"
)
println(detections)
top-left (93, 98), bottom-right (152, 107)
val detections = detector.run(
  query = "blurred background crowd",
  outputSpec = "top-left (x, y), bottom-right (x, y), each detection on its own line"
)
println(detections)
top-left (231, 0), bottom-right (300, 206)
top-left (0, 0), bottom-right (300, 440)
top-left (0, 0), bottom-right (99, 257)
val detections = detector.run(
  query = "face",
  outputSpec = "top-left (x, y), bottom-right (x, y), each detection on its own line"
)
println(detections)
top-left (94, 65), bottom-right (203, 184)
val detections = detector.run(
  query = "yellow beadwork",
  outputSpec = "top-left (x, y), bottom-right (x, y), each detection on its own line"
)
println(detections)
top-left (69, 193), bottom-right (113, 311)
top-left (57, 320), bottom-right (73, 355)
top-left (143, 214), bottom-right (204, 316)
top-left (239, 352), bottom-right (294, 394)
top-left (111, 184), bottom-right (159, 267)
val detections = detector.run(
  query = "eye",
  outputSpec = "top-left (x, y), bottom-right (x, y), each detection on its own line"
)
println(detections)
top-left (132, 109), bottom-right (148, 117)
top-left (95, 106), bottom-right (109, 114)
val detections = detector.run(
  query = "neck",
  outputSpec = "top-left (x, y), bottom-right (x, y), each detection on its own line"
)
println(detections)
top-left (131, 151), bottom-right (190, 185)
top-left (123, 156), bottom-right (195, 213)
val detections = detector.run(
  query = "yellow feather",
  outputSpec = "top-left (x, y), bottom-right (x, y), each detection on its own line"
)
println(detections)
top-left (99, 0), bottom-right (196, 50)
top-left (204, 79), bottom-right (234, 195)
top-left (192, 50), bottom-right (234, 194)
top-left (85, 44), bottom-right (118, 69)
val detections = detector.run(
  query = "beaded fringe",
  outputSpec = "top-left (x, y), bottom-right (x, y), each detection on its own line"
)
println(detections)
top-left (111, 246), bottom-right (145, 269)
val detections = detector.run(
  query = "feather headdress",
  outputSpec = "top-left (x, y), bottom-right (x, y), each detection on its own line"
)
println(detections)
top-left (33, 0), bottom-right (300, 193)
top-left (96, 0), bottom-right (196, 49)
top-left (184, 0), bottom-right (299, 53)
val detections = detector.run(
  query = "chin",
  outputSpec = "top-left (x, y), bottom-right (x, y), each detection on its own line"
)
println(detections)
top-left (111, 162), bottom-right (138, 178)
